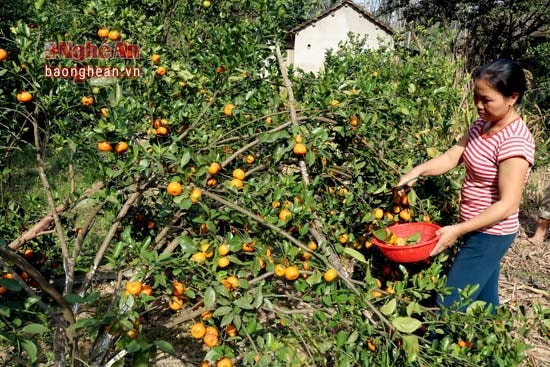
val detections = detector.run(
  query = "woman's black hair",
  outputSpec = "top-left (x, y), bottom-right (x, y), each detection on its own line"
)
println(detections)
top-left (473, 59), bottom-right (527, 104)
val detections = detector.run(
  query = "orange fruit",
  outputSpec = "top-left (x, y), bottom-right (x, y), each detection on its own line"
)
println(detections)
top-left (367, 339), bottom-right (377, 351)
top-left (228, 178), bottom-right (243, 190)
top-left (307, 241), bottom-right (318, 251)
top-left (156, 66), bottom-right (167, 76)
top-left (272, 200), bottom-right (281, 209)
top-left (294, 135), bottom-right (303, 143)
top-left (156, 126), bottom-right (168, 136)
top-left (166, 182), bottom-right (183, 196)
top-left (17, 91), bottom-right (33, 103)
top-left (401, 195), bottom-right (409, 206)
top-left (100, 107), bottom-right (109, 117)
top-left (284, 266), bottom-right (299, 281)
top-left (200, 243), bottom-right (214, 258)
top-left (172, 281), bottom-right (185, 296)
top-left (218, 244), bottom-right (230, 256)
top-left (323, 268), bottom-right (338, 282)
top-left (395, 237), bottom-right (407, 247)
top-left (216, 357), bottom-right (232, 367)
top-left (373, 208), bottom-right (384, 220)
top-left (23, 248), bottom-right (34, 260)
top-left (2, 273), bottom-right (14, 279)
top-left (302, 251), bottom-right (312, 260)
top-left (0, 286), bottom-right (7, 295)
top-left (97, 28), bottom-right (109, 38)
top-left (423, 214), bottom-right (432, 223)
top-left (191, 252), bottom-right (206, 263)
top-left (191, 322), bottom-right (207, 339)
top-left (245, 154), bottom-right (255, 164)
top-left (125, 281), bottom-right (142, 295)
top-left (274, 264), bottom-right (286, 277)
top-left (225, 323), bottom-right (237, 337)
top-left (201, 311), bottom-right (213, 320)
top-left (206, 177), bottom-right (217, 187)
top-left (199, 361), bottom-right (210, 367)
top-left (0, 48), bottom-right (7, 61)
top-left (107, 30), bottom-right (120, 41)
top-left (218, 256), bottom-right (230, 268)
top-left (115, 141), bottom-right (128, 154)
top-left (293, 143), bottom-right (307, 156)
top-left (349, 116), bottom-right (359, 126)
top-left (81, 96), bottom-right (94, 106)
top-left (203, 332), bottom-right (219, 347)
top-left (169, 296), bottom-right (183, 311)
top-left (372, 290), bottom-right (383, 298)
top-left (399, 209), bottom-right (411, 221)
top-left (226, 276), bottom-right (239, 289)
top-left (205, 326), bottom-right (219, 336)
top-left (208, 162), bottom-right (221, 175)
top-left (279, 209), bottom-right (292, 221)
top-left (140, 284), bottom-right (153, 296)
top-left (232, 168), bottom-right (245, 180)
top-left (338, 233), bottom-right (349, 244)
top-left (190, 188), bottom-right (202, 204)
top-left (242, 242), bottom-right (255, 252)
top-left (151, 54), bottom-right (161, 63)
top-left (329, 99), bottom-right (339, 107)
top-left (223, 103), bottom-right (235, 116)
top-left (127, 329), bottom-right (138, 339)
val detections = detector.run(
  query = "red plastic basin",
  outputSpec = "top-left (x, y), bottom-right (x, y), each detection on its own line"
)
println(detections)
top-left (371, 222), bottom-right (441, 263)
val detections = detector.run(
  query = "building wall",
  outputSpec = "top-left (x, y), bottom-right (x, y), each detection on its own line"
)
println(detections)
top-left (292, 5), bottom-right (393, 73)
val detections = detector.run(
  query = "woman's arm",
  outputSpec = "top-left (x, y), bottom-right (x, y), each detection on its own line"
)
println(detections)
top-left (430, 157), bottom-right (531, 256)
top-left (397, 133), bottom-right (468, 187)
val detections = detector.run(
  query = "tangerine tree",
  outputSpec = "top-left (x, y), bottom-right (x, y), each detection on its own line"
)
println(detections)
top-left (0, 0), bottom-right (544, 366)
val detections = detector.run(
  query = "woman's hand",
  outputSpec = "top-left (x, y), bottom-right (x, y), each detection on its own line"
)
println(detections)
top-left (430, 225), bottom-right (462, 256)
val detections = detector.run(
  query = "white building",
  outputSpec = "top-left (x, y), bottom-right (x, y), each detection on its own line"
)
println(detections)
top-left (286, 0), bottom-right (394, 73)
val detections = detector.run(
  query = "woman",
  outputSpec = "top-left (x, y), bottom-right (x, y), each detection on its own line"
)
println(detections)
top-left (397, 59), bottom-right (535, 311)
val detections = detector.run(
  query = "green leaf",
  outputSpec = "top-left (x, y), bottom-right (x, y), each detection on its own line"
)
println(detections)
top-left (203, 287), bottom-right (216, 310)
top-left (373, 228), bottom-right (391, 242)
top-left (426, 147), bottom-right (440, 158)
top-left (343, 247), bottom-right (368, 264)
top-left (408, 189), bottom-right (417, 207)
top-left (406, 232), bottom-right (421, 244)
top-left (21, 339), bottom-right (38, 363)
top-left (380, 299), bottom-right (397, 316)
top-left (406, 302), bottom-right (422, 316)
top-left (346, 330), bottom-right (359, 345)
top-left (180, 151), bottom-right (191, 167)
top-left (21, 323), bottom-right (49, 335)
top-left (336, 330), bottom-right (347, 347)
top-left (234, 296), bottom-right (254, 310)
top-left (401, 335), bottom-right (419, 362)
top-left (392, 317), bottom-right (422, 333)
top-left (213, 306), bottom-right (232, 317)
top-left (64, 293), bottom-right (85, 304)
top-left (155, 340), bottom-right (176, 355)
top-left (177, 235), bottom-right (195, 253)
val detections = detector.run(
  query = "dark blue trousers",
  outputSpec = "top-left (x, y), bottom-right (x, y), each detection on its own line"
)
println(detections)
top-left (437, 231), bottom-right (516, 311)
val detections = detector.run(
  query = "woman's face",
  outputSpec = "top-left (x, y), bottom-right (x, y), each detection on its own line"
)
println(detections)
top-left (473, 78), bottom-right (517, 123)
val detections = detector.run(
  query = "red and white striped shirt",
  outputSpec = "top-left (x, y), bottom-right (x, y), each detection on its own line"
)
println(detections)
top-left (459, 117), bottom-right (535, 235)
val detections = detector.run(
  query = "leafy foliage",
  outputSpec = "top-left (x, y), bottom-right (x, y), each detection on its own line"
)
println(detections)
top-left (0, 0), bottom-right (546, 366)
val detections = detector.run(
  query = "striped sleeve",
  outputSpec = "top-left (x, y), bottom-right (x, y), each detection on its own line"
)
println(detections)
top-left (498, 128), bottom-right (535, 165)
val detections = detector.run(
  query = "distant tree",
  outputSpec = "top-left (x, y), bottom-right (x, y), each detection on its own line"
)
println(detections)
top-left (378, 0), bottom-right (549, 112)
